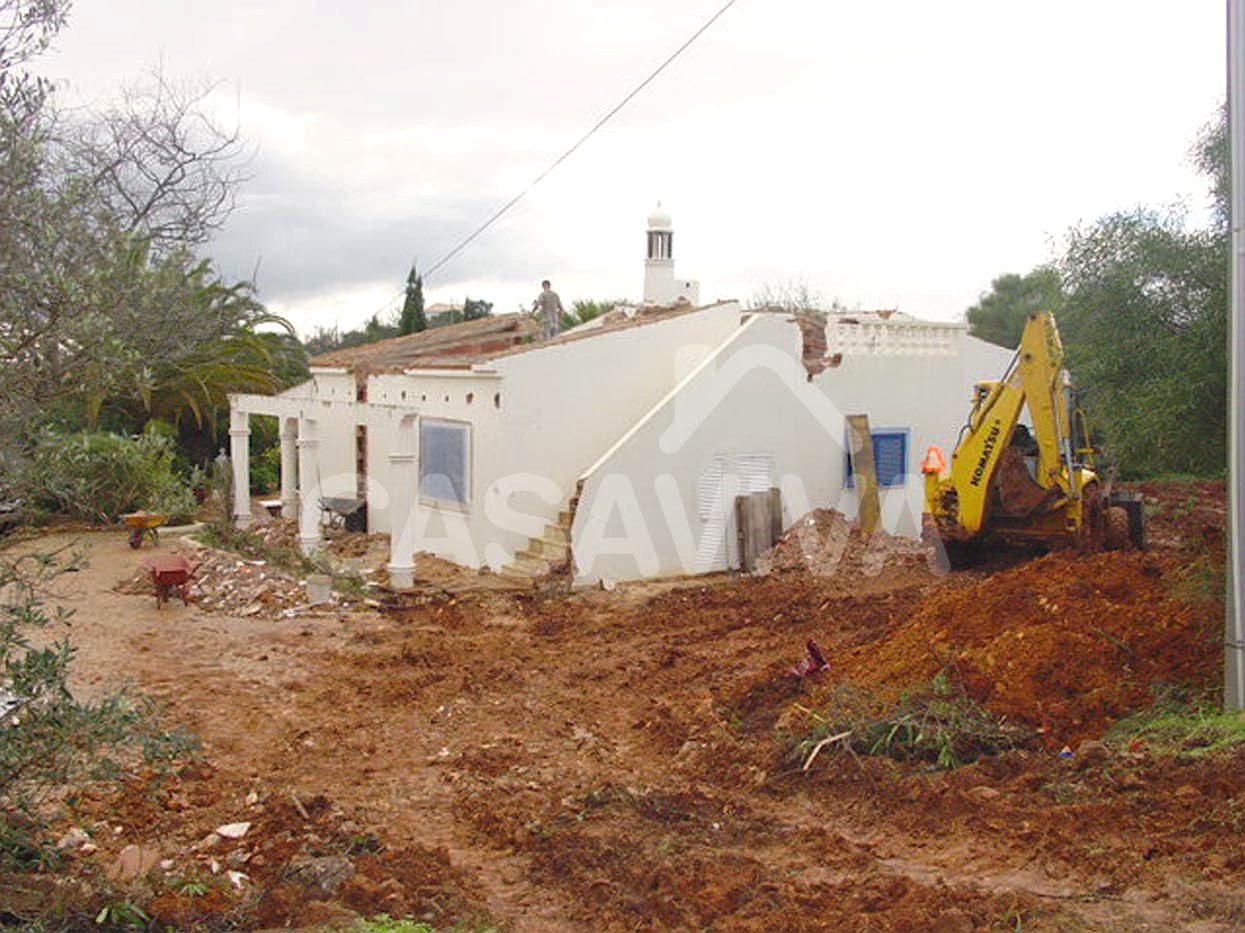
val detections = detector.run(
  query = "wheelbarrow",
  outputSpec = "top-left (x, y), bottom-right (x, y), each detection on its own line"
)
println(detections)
top-left (319, 497), bottom-right (367, 532)
top-left (137, 554), bottom-right (196, 608)
top-left (121, 511), bottom-right (168, 549)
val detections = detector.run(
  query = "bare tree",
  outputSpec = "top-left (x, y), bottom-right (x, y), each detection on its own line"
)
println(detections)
top-left (57, 71), bottom-right (252, 252)
top-left (748, 279), bottom-right (843, 313)
top-left (0, 9), bottom-right (263, 440)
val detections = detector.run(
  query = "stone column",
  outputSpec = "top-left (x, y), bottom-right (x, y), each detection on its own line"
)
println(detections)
top-left (297, 417), bottom-right (322, 556)
top-left (387, 449), bottom-right (416, 590)
top-left (280, 418), bottom-right (298, 519)
top-left (229, 409), bottom-right (252, 529)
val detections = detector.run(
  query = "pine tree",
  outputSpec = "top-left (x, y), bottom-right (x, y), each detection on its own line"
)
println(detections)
top-left (398, 265), bottom-right (426, 335)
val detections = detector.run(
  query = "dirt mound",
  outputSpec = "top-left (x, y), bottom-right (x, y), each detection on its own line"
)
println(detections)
top-left (755, 508), bottom-right (936, 579)
top-left (820, 550), bottom-right (1222, 745)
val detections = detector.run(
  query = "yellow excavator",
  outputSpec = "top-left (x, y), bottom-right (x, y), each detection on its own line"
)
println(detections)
top-left (921, 311), bottom-right (1144, 560)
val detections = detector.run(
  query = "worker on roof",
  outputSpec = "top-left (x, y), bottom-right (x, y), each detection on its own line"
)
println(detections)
top-left (532, 279), bottom-right (565, 340)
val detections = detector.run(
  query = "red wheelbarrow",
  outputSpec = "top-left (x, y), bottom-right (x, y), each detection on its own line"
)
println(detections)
top-left (137, 554), bottom-right (196, 608)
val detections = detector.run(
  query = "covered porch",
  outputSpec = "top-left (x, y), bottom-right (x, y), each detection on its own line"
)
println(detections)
top-left (227, 385), bottom-right (421, 589)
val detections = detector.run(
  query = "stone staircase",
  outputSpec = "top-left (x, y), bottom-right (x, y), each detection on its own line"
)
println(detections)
top-left (498, 495), bottom-right (577, 582)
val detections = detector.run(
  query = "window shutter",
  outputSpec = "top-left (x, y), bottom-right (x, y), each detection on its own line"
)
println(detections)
top-left (872, 433), bottom-right (907, 487)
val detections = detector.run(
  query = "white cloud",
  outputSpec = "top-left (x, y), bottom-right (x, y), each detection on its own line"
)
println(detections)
top-left (35, 0), bottom-right (1226, 333)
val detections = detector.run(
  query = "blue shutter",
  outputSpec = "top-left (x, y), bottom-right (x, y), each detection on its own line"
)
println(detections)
top-left (872, 432), bottom-right (907, 488)
top-left (844, 429), bottom-right (909, 488)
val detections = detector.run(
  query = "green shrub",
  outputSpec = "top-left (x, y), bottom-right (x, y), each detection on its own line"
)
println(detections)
top-left (250, 442), bottom-right (280, 495)
top-left (1, 548), bottom-right (198, 870)
top-left (21, 431), bottom-right (196, 523)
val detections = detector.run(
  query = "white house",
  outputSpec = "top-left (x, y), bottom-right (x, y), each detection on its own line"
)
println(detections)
top-left (425, 302), bottom-right (462, 324)
top-left (229, 213), bottom-right (1012, 588)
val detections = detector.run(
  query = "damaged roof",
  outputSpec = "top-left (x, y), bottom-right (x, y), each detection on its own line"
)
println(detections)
top-left (309, 313), bottom-right (541, 373)
top-left (309, 302), bottom-right (744, 374)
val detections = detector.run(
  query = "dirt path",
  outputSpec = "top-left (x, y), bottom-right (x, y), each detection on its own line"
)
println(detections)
top-left (14, 522), bottom-right (1244, 932)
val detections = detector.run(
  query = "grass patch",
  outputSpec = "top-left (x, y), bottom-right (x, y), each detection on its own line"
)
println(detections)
top-left (350, 916), bottom-right (496, 933)
top-left (788, 670), bottom-right (1032, 771)
top-left (1170, 553), bottom-right (1225, 603)
top-left (1105, 688), bottom-right (1245, 758)
top-left (196, 521), bottom-right (316, 575)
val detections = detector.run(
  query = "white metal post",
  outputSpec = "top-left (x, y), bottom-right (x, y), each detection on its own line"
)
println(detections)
top-left (1227, 0), bottom-right (1245, 709)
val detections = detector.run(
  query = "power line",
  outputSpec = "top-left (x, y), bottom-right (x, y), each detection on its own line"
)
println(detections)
top-left (368, 0), bottom-right (742, 318)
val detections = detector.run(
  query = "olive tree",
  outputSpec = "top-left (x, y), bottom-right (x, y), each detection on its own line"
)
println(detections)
top-left (1056, 108), bottom-right (1228, 477)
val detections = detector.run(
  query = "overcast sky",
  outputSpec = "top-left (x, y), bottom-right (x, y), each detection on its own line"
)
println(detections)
top-left (37, 1), bottom-right (1227, 336)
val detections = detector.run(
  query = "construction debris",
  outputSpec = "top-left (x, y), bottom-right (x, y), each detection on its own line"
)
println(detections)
top-left (114, 542), bottom-right (318, 618)
top-left (788, 638), bottom-right (830, 678)
top-left (753, 508), bottom-right (935, 578)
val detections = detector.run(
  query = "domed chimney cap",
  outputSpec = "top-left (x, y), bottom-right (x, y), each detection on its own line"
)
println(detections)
top-left (647, 201), bottom-right (672, 231)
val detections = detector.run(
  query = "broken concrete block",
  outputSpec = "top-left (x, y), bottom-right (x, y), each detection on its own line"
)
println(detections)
top-left (286, 854), bottom-right (355, 897)
top-left (215, 821), bottom-right (251, 839)
top-left (56, 827), bottom-right (91, 851)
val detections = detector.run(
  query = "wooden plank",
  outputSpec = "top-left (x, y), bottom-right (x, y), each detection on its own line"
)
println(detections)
top-left (847, 414), bottom-right (881, 534)
top-left (734, 495), bottom-right (748, 571)
top-left (734, 489), bottom-right (781, 572)
top-left (747, 491), bottom-right (769, 570)
top-left (768, 487), bottom-right (783, 544)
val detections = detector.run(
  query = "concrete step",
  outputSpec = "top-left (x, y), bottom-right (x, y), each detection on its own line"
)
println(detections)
top-left (505, 555), bottom-right (555, 577)
top-left (498, 566), bottom-right (537, 583)
top-left (521, 535), bottom-right (568, 560)
top-left (515, 547), bottom-right (568, 569)
top-left (542, 523), bottom-right (569, 545)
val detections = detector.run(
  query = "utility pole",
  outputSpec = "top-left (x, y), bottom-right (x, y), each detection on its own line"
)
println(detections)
top-left (1228, 0), bottom-right (1245, 710)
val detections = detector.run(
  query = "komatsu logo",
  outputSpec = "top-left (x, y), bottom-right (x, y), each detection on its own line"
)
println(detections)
top-left (969, 421), bottom-right (1003, 487)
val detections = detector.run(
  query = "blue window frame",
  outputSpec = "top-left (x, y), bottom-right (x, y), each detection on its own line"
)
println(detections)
top-left (845, 429), bottom-right (909, 489)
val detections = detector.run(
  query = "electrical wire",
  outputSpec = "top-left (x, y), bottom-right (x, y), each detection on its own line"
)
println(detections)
top-left (369, 0), bottom-right (743, 317)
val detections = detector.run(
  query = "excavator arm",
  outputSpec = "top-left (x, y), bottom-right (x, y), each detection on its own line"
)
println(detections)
top-left (929, 312), bottom-right (1083, 539)
top-left (924, 310), bottom-right (1144, 555)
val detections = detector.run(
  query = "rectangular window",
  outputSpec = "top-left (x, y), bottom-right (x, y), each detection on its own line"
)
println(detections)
top-left (845, 429), bottom-right (909, 489)
top-left (420, 419), bottom-right (470, 505)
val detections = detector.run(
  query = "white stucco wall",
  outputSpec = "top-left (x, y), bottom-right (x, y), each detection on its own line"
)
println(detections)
top-left (383, 302), bottom-right (747, 570)
top-left (568, 317), bottom-right (1014, 585)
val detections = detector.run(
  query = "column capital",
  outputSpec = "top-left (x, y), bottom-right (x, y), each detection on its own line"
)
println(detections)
top-left (229, 427), bottom-right (251, 438)
top-left (296, 437), bottom-right (321, 449)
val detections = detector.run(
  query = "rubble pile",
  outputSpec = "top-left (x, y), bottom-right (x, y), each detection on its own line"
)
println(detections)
top-left (182, 546), bottom-right (311, 616)
top-left (251, 517), bottom-right (384, 562)
top-left (754, 508), bottom-right (934, 578)
top-left (247, 519), bottom-right (298, 550)
top-left (115, 543), bottom-right (318, 618)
